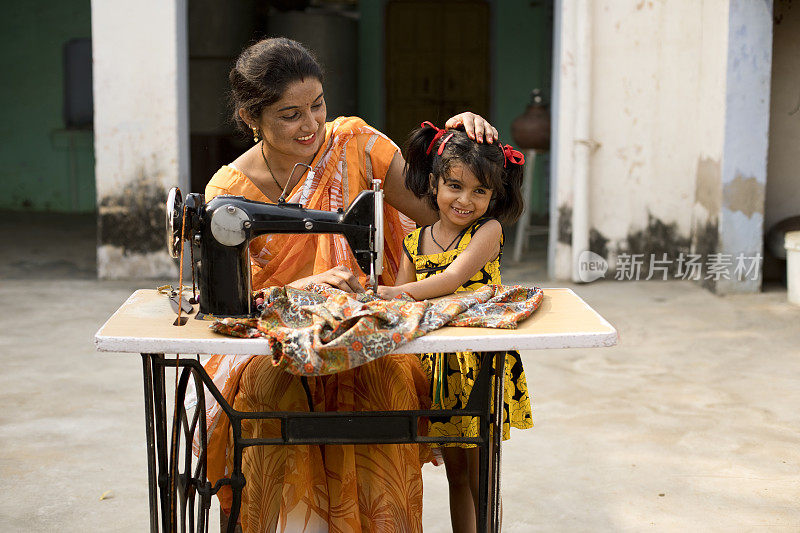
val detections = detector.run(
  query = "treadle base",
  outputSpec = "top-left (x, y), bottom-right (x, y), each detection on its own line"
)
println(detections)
top-left (142, 352), bottom-right (504, 533)
top-left (287, 413), bottom-right (415, 443)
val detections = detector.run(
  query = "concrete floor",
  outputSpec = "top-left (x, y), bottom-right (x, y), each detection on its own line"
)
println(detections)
top-left (1, 212), bottom-right (799, 532)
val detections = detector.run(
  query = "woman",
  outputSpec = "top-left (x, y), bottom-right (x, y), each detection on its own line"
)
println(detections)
top-left (203, 37), bottom-right (498, 532)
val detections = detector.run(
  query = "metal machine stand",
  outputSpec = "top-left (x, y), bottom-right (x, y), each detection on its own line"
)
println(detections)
top-left (140, 351), bottom-right (506, 533)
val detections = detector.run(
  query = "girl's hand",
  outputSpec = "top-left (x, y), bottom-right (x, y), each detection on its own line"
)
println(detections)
top-left (377, 285), bottom-right (405, 300)
top-left (287, 265), bottom-right (364, 293)
top-left (445, 112), bottom-right (499, 144)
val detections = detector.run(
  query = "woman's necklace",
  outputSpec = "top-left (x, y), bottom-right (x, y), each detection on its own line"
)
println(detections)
top-left (430, 222), bottom-right (462, 252)
top-left (260, 141), bottom-right (315, 202)
top-left (260, 141), bottom-right (285, 191)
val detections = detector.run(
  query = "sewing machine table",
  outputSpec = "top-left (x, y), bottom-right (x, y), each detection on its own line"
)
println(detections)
top-left (95, 288), bottom-right (616, 533)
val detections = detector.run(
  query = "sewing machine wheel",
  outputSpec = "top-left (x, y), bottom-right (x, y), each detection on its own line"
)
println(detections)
top-left (166, 187), bottom-right (184, 259)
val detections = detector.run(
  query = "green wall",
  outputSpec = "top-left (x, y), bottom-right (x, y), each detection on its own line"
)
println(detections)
top-left (494, 0), bottom-right (551, 217)
top-left (493, 0), bottom-right (551, 143)
top-left (357, 0), bottom-right (386, 129)
top-left (0, 1), bottom-right (95, 212)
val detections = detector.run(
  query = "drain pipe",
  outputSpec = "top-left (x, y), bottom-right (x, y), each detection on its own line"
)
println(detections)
top-left (571, 0), bottom-right (592, 281)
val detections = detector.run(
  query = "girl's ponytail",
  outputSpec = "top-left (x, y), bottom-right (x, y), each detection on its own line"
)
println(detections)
top-left (493, 149), bottom-right (525, 225)
top-left (403, 123), bottom-right (440, 210)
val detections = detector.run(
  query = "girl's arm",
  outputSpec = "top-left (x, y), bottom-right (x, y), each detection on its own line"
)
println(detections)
top-left (394, 252), bottom-right (417, 286)
top-left (379, 220), bottom-right (503, 301)
top-left (376, 249), bottom-right (417, 299)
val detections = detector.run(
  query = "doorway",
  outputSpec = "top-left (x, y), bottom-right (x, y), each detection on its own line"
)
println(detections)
top-left (384, 0), bottom-right (491, 144)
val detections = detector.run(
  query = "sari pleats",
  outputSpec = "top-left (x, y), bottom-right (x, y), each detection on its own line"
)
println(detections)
top-left (233, 355), bottom-right (429, 532)
top-left (202, 117), bottom-right (425, 532)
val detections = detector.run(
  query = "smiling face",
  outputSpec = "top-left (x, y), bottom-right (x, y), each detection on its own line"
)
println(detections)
top-left (248, 77), bottom-right (327, 161)
top-left (433, 163), bottom-right (493, 230)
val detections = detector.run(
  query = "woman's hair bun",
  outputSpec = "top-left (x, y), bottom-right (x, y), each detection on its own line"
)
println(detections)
top-left (229, 38), bottom-right (323, 133)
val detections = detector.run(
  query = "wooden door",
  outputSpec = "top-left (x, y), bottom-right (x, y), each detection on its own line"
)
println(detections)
top-left (385, 0), bottom-right (490, 145)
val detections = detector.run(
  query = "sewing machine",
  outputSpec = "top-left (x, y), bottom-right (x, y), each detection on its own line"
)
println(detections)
top-left (100, 195), bottom-right (619, 532)
top-left (165, 180), bottom-right (384, 317)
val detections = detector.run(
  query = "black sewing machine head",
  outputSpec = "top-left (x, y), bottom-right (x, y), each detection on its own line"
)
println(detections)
top-left (166, 181), bottom-right (384, 317)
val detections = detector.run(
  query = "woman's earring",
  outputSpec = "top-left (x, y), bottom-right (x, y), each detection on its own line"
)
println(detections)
top-left (251, 126), bottom-right (260, 143)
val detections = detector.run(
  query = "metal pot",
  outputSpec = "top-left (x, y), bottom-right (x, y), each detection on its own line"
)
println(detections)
top-left (511, 89), bottom-right (550, 151)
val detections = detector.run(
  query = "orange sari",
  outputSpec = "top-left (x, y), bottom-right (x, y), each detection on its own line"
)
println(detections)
top-left (201, 117), bottom-right (430, 532)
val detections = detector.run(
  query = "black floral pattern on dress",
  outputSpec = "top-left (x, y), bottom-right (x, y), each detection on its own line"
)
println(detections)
top-left (402, 219), bottom-right (533, 446)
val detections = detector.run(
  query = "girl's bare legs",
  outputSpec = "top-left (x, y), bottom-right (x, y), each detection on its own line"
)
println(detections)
top-left (466, 440), bottom-right (502, 531)
top-left (444, 440), bottom-right (503, 533)
top-left (443, 447), bottom-right (476, 533)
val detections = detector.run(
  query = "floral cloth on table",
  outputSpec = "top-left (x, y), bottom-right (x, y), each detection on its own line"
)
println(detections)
top-left (210, 283), bottom-right (544, 376)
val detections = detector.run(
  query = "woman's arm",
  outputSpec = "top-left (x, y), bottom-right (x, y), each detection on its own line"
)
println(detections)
top-left (383, 152), bottom-right (438, 225)
top-left (287, 265), bottom-right (365, 293)
top-left (378, 220), bottom-right (502, 301)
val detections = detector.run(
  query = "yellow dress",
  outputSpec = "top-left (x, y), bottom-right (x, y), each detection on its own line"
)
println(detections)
top-left (403, 218), bottom-right (533, 445)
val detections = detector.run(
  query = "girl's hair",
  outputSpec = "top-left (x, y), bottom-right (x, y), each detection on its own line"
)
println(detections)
top-left (404, 125), bottom-right (525, 225)
top-left (229, 38), bottom-right (324, 134)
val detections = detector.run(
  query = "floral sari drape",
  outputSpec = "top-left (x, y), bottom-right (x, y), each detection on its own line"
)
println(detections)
top-left (197, 117), bottom-right (428, 532)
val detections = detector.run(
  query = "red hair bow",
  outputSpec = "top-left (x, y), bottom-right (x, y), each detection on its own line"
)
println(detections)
top-left (421, 121), bottom-right (452, 155)
top-left (501, 143), bottom-right (525, 167)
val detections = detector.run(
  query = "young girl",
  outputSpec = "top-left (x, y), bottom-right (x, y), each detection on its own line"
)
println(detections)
top-left (377, 122), bottom-right (532, 532)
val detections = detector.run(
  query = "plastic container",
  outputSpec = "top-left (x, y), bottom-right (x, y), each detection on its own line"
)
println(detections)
top-left (786, 231), bottom-right (800, 306)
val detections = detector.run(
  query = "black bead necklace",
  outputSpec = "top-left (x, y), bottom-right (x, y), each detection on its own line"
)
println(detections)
top-left (260, 141), bottom-right (285, 191)
top-left (430, 222), bottom-right (461, 252)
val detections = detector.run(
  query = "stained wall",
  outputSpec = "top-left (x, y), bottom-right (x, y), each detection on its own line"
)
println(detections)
top-left (551, 0), bottom-right (773, 293)
top-left (92, 0), bottom-right (189, 278)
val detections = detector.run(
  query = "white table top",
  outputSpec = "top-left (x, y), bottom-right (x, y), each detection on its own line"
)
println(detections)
top-left (94, 288), bottom-right (617, 355)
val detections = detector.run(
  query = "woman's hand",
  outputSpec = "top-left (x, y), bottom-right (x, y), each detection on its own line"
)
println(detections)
top-left (287, 265), bottom-right (365, 293)
top-left (445, 112), bottom-right (499, 144)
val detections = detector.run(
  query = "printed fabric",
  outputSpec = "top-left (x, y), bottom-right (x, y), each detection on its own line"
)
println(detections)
top-left (210, 283), bottom-right (544, 376)
top-left (208, 283), bottom-right (543, 530)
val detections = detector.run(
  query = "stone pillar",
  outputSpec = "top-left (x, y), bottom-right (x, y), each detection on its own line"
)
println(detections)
top-left (92, 0), bottom-right (189, 278)
top-left (548, 0), bottom-right (577, 281)
top-left (715, 0), bottom-right (773, 294)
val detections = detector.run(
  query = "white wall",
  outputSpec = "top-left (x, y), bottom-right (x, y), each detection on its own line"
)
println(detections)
top-left (92, 0), bottom-right (189, 278)
top-left (549, 0), bottom-right (576, 280)
top-left (591, 0), bottom-right (727, 242)
top-left (551, 0), bottom-right (773, 294)
top-left (766, 2), bottom-right (800, 231)
top-left (552, 0), bottom-right (729, 278)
